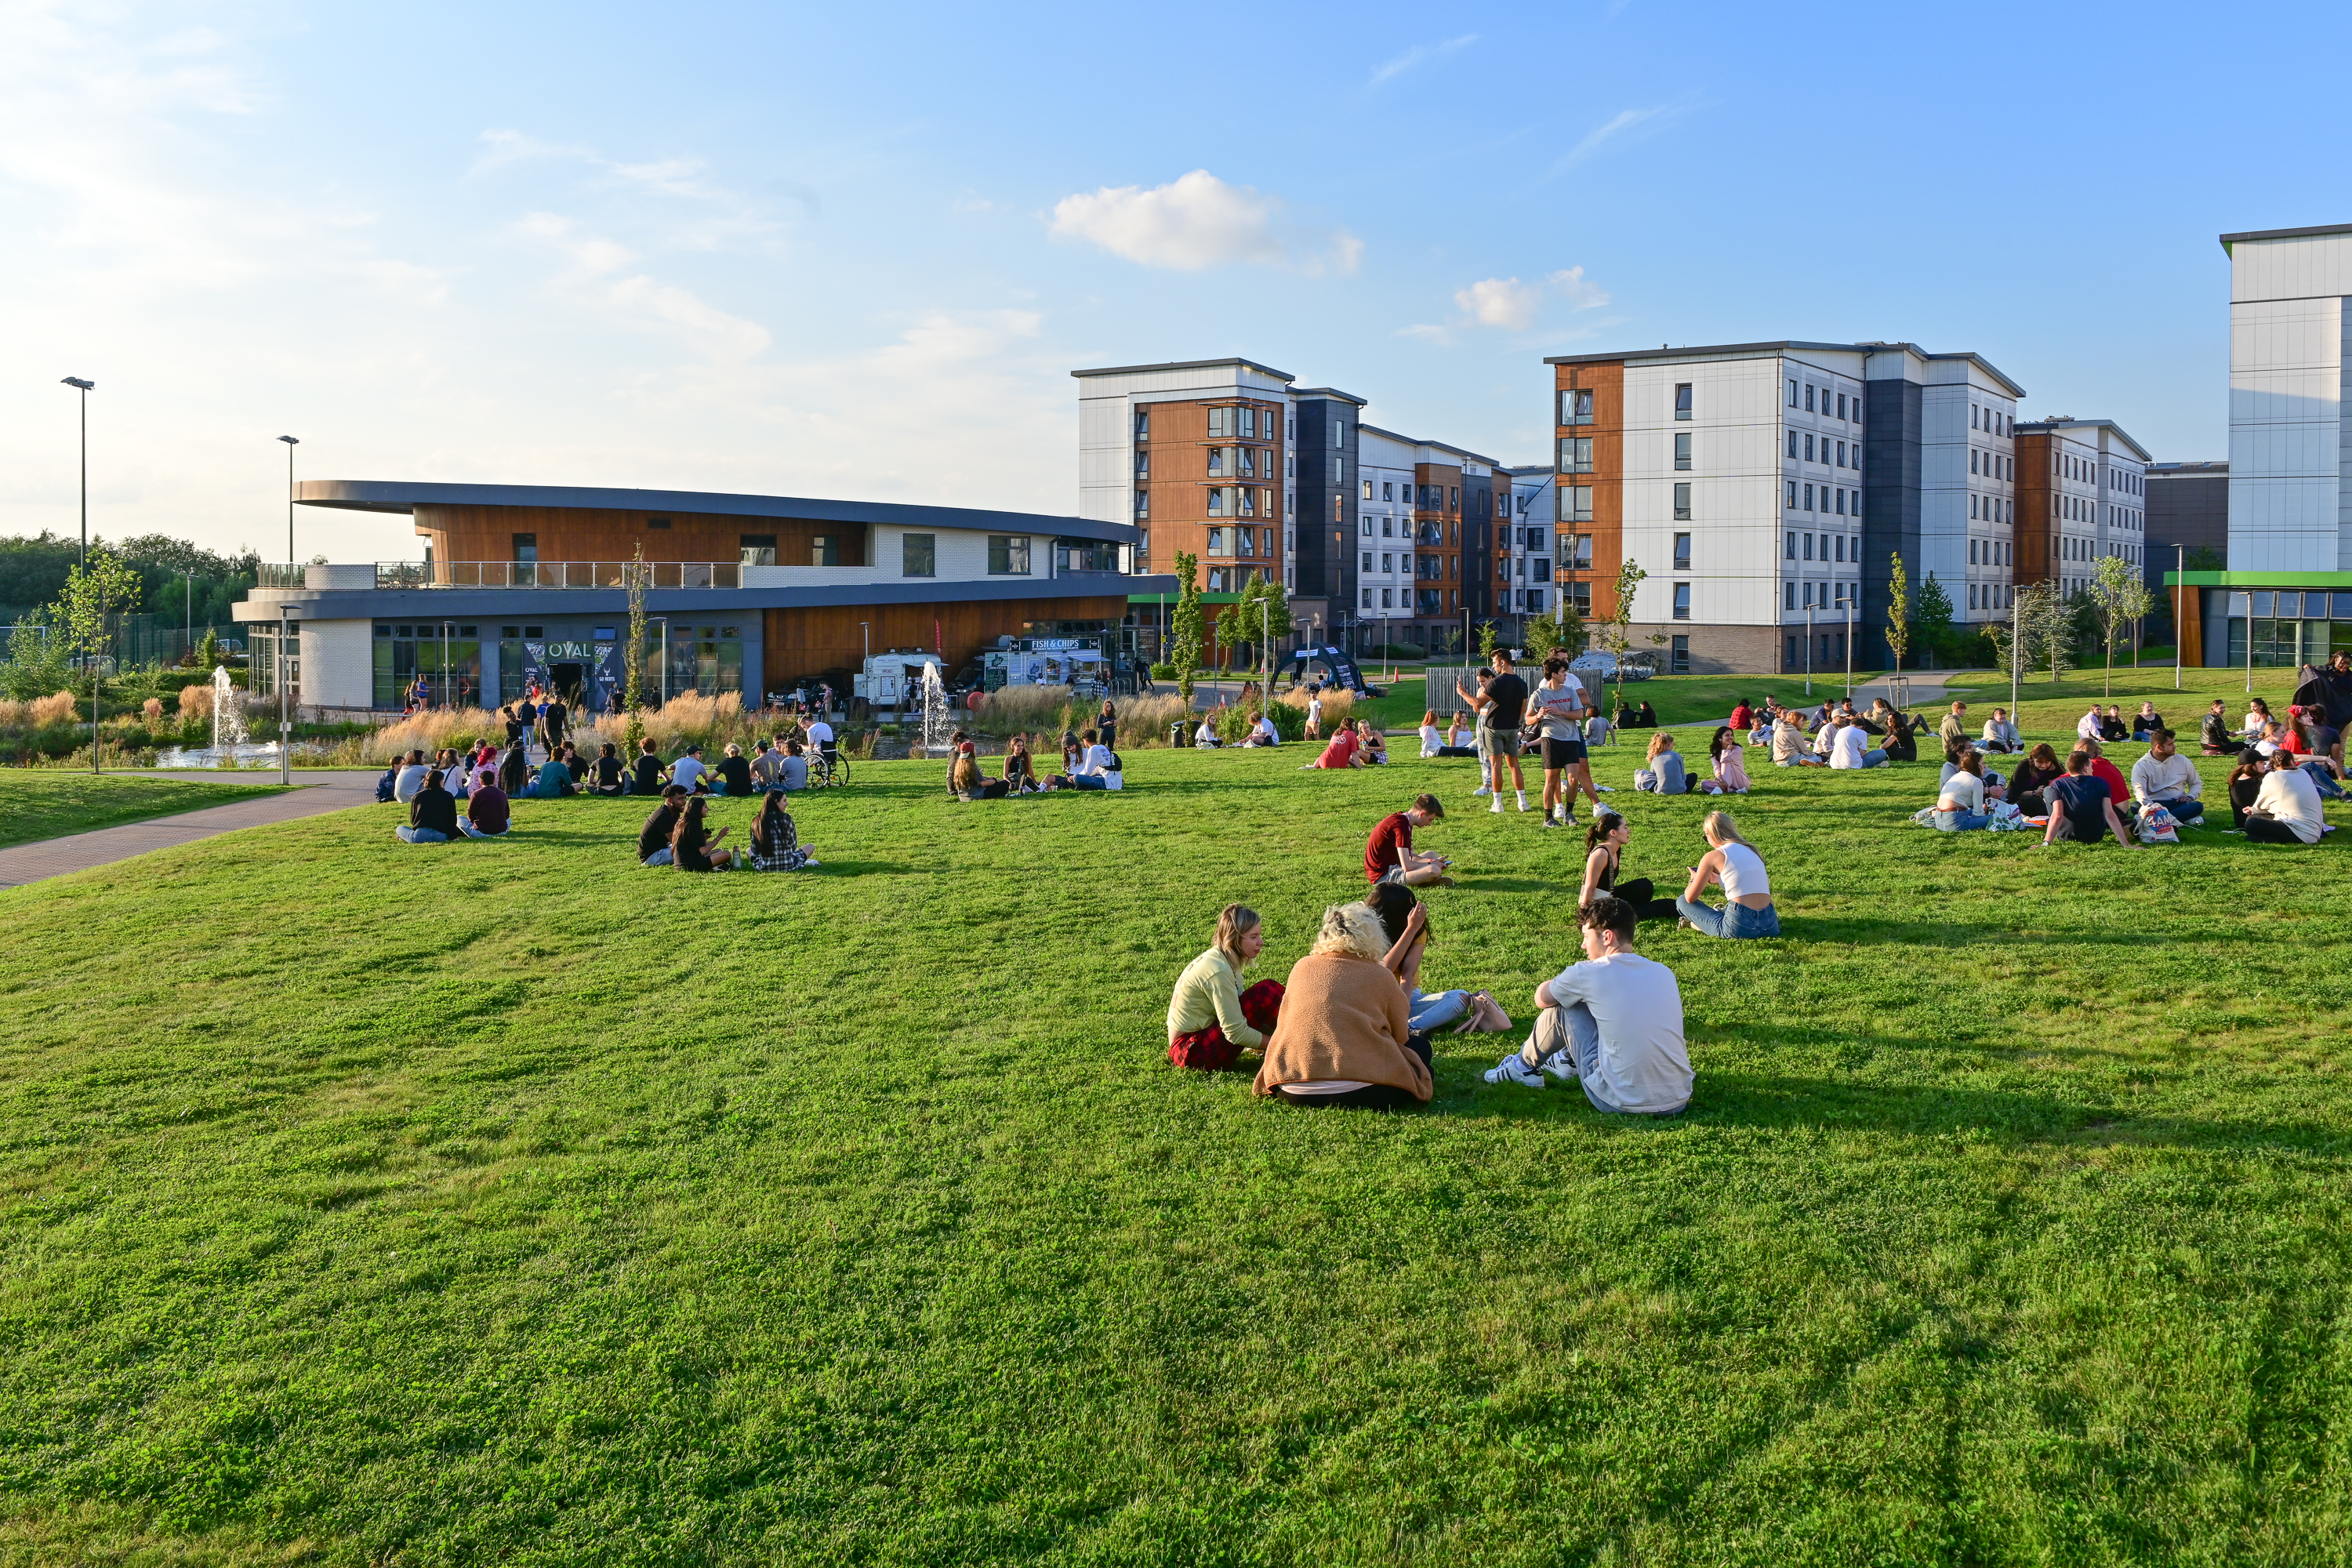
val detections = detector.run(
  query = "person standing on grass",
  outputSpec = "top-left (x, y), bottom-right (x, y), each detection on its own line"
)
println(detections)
top-left (1483, 894), bottom-right (1690, 1114)
top-left (1254, 903), bottom-right (1432, 1110)
top-left (1365, 794), bottom-right (1451, 886)
top-left (1472, 651), bottom-right (1531, 814)
top-left (2044, 751), bottom-right (2136, 848)
top-left (1305, 688), bottom-right (1324, 740)
top-left (1529, 658), bottom-right (1591, 828)
top-left (2130, 730), bottom-right (2205, 826)
top-left (637, 784), bottom-right (688, 866)
top-left (2245, 751), bottom-right (2328, 844)
top-left (1167, 903), bottom-right (1284, 1071)
top-left (397, 769), bottom-right (459, 844)
top-left (1454, 667), bottom-right (1497, 789)
top-left (1675, 811), bottom-right (1780, 938)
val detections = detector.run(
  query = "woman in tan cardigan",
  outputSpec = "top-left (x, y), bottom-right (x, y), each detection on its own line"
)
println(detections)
top-left (1254, 904), bottom-right (1433, 1109)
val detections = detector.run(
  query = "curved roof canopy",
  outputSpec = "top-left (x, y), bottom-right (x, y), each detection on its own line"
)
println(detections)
top-left (293, 480), bottom-right (1139, 544)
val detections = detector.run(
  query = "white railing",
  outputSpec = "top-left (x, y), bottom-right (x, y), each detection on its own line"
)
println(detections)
top-left (374, 561), bottom-right (743, 590)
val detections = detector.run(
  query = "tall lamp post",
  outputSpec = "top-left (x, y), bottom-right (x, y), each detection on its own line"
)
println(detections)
top-left (2174, 544), bottom-right (2184, 691)
top-left (278, 607), bottom-right (292, 785)
top-left (61, 378), bottom-right (94, 566)
top-left (278, 435), bottom-right (300, 563)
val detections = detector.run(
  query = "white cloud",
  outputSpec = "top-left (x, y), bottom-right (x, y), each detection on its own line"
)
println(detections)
top-left (1367, 34), bottom-right (1478, 88)
top-left (1549, 267), bottom-right (1610, 310)
top-left (1545, 97), bottom-right (1700, 179)
top-left (1455, 277), bottom-right (1544, 330)
top-left (512, 213), bottom-right (769, 361)
top-left (1049, 170), bottom-right (1360, 274)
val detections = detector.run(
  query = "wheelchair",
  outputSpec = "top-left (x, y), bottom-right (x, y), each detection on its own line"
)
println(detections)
top-left (808, 744), bottom-right (850, 788)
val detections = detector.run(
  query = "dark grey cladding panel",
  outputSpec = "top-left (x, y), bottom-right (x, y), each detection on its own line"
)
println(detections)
top-left (1856, 377), bottom-right (1925, 666)
top-left (1292, 396), bottom-right (1356, 601)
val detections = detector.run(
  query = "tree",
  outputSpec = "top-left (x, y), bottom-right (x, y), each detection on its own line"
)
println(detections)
top-left (1595, 558), bottom-right (1648, 703)
top-left (1884, 554), bottom-right (1911, 673)
top-left (2002, 579), bottom-right (2075, 684)
top-left (58, 548), bottom-right (143, 771)
top-left (1914, 573), bottom-right (1955, 665)
top-left (0, 610), bottom-right (73, 701)
top-left (1170, 551), bottom-right (1204, 705)
top-left (1475, 619), bottom-right (1499, 661)
top-left (1215, 572), bottom-right (1294, 687)
top-left (1521, 613), bottom-right (1559, 664)
top-left (1555, 593), bottom-right (1588, 659)
top-left (622, 544), bottom-right (650, 751)
top-left (2182, 545), bottom-right (2224, 572)
top-left (2087, 553), bottom-right (2153, 697)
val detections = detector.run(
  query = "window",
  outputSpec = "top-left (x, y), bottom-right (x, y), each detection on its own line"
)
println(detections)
top-left (512, 533), bottom-right (538, 562)
top-left (1836, 393), bottom-right (1846, 420)
top-left (1134, 489), bottom-right (1149, 518)
top-left (1674, 432), bottom-right (1692, 470)
top-left (644, 515), bottom-right (671, 531)
top-left (1561, 485), bottom-right (1593, 523)
top-left (1207, 407), bottom-right (1232, 438)
top-left (1835, 488), bottom-right (1846, 516)
top-left (1566, 580), bottom-right (1592, 615)
top-left (1805, 384), bottom-right (1815, 412)
top-left (1240, 407), bottom-right (1257, 439)
top-left (1363, 551), bottom-right (1374, 572)
top-left (1134, 451), bottom-right (1149, 480)
top-left (1381, 481), bottom-right (1394, 502)
top-left (1671, 633), bottom-right (1690, 673)
top-left (1381, 553), bottom-right (1392, 573)
top-left (1803, 532), bottom-right (1813, 560)
top-left (1804, 434), bottom-right (1815, 462)
top-left (1207, 488), bottom-right (1225, 515)
top-left (811, 535), bottom-right (840, 567)
top-left (1803, 483), bottom-right (1814, 511)
top-left (1381, 588), bottom-right (1394, 608)
top-left (1449, 487), bottom-right (1459, 510)
top-left (1675, 383), bottom-right (1693, 420)
top-left (1785, 583), bottom-right (1797, 610)
top-left (1361, 478), bottom-right (1372, 500)
top-left (1333, 456), bottom-right (1344, 482)
top-left (1787, 481), bottom-right (1798, 510)
top-left (1973, 405), bottom-right (1981, 430)
top-left (1559, 437), bottom-right (1594, 474)
top-left (1673, 483), bottom-right (1692, 521)
top-left (739, 533), bottom-right (778, 565)
top-left (1836, 441), bottom-right (1846, 467)
top-left (1969, 539), bottom-right (1979, 565)
top-left (902, 533), bottom-right (935, 578)
top-left (1134, 409), bottom-right (1150, 439)
top-left (1788, 378), bottom-right (1798, 406)
top-left (1573, 534), bottom-right (1593, 569)
top-left (1671, 583), bottom-right (1691, 620)
top-left (1207, 526), bottom-right (1229, 556)
top-left (1559, 388), bottom-right (1594, 426)
top-left (1835, 535), bottom-right (1845, 563)
top-left (988, 535), bottom-right (1031, 575)
top-left (1786, 531), bottom-right (1797, 560)
top-left (1361, 587), bottom-right (1373, 608)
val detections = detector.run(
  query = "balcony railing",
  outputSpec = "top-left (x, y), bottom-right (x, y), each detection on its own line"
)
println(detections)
top-left (256, 563), bottom-right (308, 588)
top-left (374, 561), bottom-right (743, 590)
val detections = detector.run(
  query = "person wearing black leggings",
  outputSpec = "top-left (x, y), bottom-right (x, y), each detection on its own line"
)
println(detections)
top-left (1575, 811), bottom-right (1681, 920)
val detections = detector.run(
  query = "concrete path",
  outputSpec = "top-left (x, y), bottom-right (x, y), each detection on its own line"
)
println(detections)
top-left (0, 770), bottom-right (383, 891)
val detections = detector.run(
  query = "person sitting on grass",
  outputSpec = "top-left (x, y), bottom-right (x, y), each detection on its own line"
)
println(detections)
top-left (1439, 710), bottom-right (1478, 756)
top-left (714, 742), bottom-right (756, 797)
top-left (2132, 701), bottom-right (2165, 742)
top-left (396, 769), bottom-right (460, 843)
top-left (1696, 727), bottom-right (1747, 796)
top-left (1980, 706), bottom-right (2023, 754)
top-left (1881, 707), bottom-right (1922, 763)
top-left (2201, 698), bottom-right (2246, 757)
top-left (1636, 731), bottom-right (1693, 793)
top-left (1308, 722), bottom-right (1365, 769)
top-left (2100, 705), bottom-right (2130, 743)
top-left (2007, 742), bottom-right (2066, 818)
top-left (1239, 710), bottom-right (1279, 748)
top-left (1061, 731), bottom-right (1085, 775)
top-left (1772, 709), bottom-right (1825, 768)
top-left (1168, 903), bottom-right (1284, 1071)
top-left (749, 789), bottom-right (817, 870)
top-left (2130, 728), bottom-right (2205, 826)
top-left (1071, 730), bottom-right (1123, 790)
top-left (2076, 704), bottom-right (2107, 743)
top-left (586, 741), bottom-right (626, 797)
top-left (1194, 717), bottom-right (1221, 749)
top-left (750, 738), bottom-right (784, 791)
top-left (668, 744), bottom-right (711, 796)
top-left (1002, 734), bottom-right (1035, 793)
top-left (952, 750), bottom-right (1009, 800)
top-left (1417, 710), bottom-right (1444, 757)
top-left (394, 748), bottom-right (430, 804)
top-left (2077, 739), bottom-right (2130, 811)
top-left (2242, 697), bottom-right (2274, 739)
top-left (637, 784), bottom-right (689, 867)
top-left (1577, 811), bottom-right (1681, 920)
top-left (498, 742), bottom-right (530, 797)
top-left (1828, 713), bottom-right (1889, 769)
top-left (1938, 702), bottom-right (1971, 753)
top-left (1365, 794), bottom-right (1451, 887)
top-left (777, 737), bottom-right (810, 793)
top-left (2245, 749), bottom-right (2328, 845)
top-left (2227, 752), bottom-right (2270, 829)
top-left (1675, 811), bottom-right (1780, 938)
top-left (1730, 698), bottom-right (1754, 733)
top-left (374, 754), bottom-right (401, 804)
top-left (1363, 882), bottom-right (1512, 1036)
top-left (1253, 903), bottom-right (1432, 1109)
top-left (1635, 700), bottom-right (1658, 728)
top-left (670, 795), bottom-right (734, 870)
top-left (1356, 719), bottom-right (1388, 765)
top-left (1482, 893), bottom-right (1691, 1114)
top-left (1934, 750), bottom-right (1993, 831)
top-left (461, 772), bottom-right (510, 838)
top-left (524, 751), bottom-right (576, 799)
top-left (2044, 751), bottom-right (2136, 848)
top-left (626, 737), bottom-right (665, 795)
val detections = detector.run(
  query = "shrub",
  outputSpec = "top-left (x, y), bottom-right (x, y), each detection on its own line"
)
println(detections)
top-left (1149, 662), bottom-right (1176, 681)
top-left (31, 691), bottom-right (77, 725)
top-left (176, 683), bottom-right (214, 720)
top-left (1275, 686), bottom-right (1353, 730)
top-left (142, 698), bottom-right (165, 723)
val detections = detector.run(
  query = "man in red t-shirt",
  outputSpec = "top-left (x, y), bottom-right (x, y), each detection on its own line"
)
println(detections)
top-left (2078, 739), bottom-right (2131, 804)
top-left (1312, 726), bottom-right (1364, 769)
top-left (1365, 794), bottom-right (1451, 885)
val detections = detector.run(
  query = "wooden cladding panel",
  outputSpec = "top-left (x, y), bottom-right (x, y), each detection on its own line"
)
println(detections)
top-left (1556, 360), bottom-right (1627, 619)
top-left (413, 504), bottom-right (869, 568)
top-left (2011, 433), bottom-right (2056, 586)
top-left (760, 594), bottom-right (1131, 688)
top-left (1140, 397), bottom-right (1283, 576)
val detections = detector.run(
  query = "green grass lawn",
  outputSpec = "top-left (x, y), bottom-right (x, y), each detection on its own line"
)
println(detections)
top-left (0, 772), bottom-right (292, 851)
top-left (1, 742), bottom-right (2348, 1564)
top-left (1943, 665), bottom-right (2320, 741)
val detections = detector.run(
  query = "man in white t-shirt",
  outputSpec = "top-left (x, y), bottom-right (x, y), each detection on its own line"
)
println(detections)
top-left (1073, 729), bottom-right (1123, 789)
top-left (393, 750), bottom-right (431, 804)
top-left (1827, 717), bottom-right (1887, 769)
top-left (1483, 894), bottom-right (1690, 1112)
top-left (805, 717), bottom-right (835, 750)
top-left (667, 745), bottom-right (709, 794)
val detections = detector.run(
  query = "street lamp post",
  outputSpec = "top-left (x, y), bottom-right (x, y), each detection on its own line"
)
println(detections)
top-left (2175, 544), bottom-right (2184, 691)
top-left (61, 378), bottom-right (93, 567)
top-left (278, 436), bottom-right (300, 564)
top-left (278, 607), bottom-right (292, 785)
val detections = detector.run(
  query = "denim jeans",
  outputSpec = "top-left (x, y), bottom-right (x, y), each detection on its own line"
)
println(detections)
top-left (1675, 897), bottom-right (1780, 938)
top-left (1933, 808), bottom-right (1991, 831)
top-left (395, 826), bottom-right (448, 843)
top-left (1861, 748), bottom-right (1888, 768)
top-left (1408, 988), bottom-right (1470, 1033)
top-left (2301, 761), bottom-right (2345, 800)
top-left (458, 820), bottom-right (507, 838)
top-left (2148, 797), bottom-right (2205, 823)
top-left (641, 847), bottom-right (673, 866)
top-left (1527, 1002), bottom-right (1683, 1115)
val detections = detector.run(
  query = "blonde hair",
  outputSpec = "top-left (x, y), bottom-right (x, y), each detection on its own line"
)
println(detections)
top-left (1214, 904), bottom-right (1261, 972)
top-left (1702, 809), bottom-right (1752, 849)
top-left (1308, 902), bottom-right (1388, 960)
top-left (1646, 731), bottom-right (1677, 759)
top-left (950, 754), bottom-right (980, 793)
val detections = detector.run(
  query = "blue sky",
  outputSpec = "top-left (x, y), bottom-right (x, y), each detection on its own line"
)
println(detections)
top-left (3, 0), bottom-right (2342, 560)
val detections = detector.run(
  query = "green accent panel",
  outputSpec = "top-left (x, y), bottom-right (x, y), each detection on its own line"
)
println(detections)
top-left (2164, 570), bottom-right (2352, 587)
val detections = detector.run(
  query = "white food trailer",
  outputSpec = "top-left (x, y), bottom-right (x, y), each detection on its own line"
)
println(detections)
top-left (852, 650), bottom-right (948, 715)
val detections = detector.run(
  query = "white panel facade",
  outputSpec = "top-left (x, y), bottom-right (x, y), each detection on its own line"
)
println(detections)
top-left (299, 619), bottom-right (374, 710)
top-left (2226, 230), bottom-right (2352, 572)
top-left (1780, 353), bottom-right (1870, 640)
top-left (1354, 427), bottom-right (1418, 624)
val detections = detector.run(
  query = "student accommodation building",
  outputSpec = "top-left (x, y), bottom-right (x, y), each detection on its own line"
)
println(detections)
top-left (1544, 340), bottom-right (2025, 673)
top-left (2011, 418), bottom-right (2150, 601)
top-left (235, 481), bottom-right (1156, 711)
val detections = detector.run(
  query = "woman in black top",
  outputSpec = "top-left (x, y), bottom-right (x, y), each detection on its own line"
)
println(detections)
top-left (2007, 743), bottom-right (2066, 818)
top-left (1635, 700), bottom-right (1658, 728)
top-left (498, 742), bottom-right (529, 795)
top-left (2227, 753), bottom-right (2269, 829)
top-left (715, 744), bottom-right (755, 797)
top-left (403, 770), bottom-right (460, 842)
top-left (1098, 699), bottom-right (1118, 750)
top-left (1573, 812), bottom-right (1679, 920)
top-left (590, 742), bottom-right (626, 796)
top-left (629, 740), bottom-right (666, 795)
top-left (670, 797), bottom-right (734, 870)
top-left (1004, 735), bottom-right (1036, 792)
top-left (502, 704), bottom-right (527, 746)
top-left (1881, 710), bottom-right (1919, 764)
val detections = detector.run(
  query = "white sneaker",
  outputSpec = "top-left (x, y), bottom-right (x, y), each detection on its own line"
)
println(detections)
top-left (1489, 798), bottom-right (1504, 814)
top-left (1472, 785), bottom-right (1492, 797)
top-left (1515, 793), bottom-right (1530, 812)
top-left (1483, 1053), bottom-right (1545, 1089)
top-left (1537, 1051), bottom-right (1579, 1083)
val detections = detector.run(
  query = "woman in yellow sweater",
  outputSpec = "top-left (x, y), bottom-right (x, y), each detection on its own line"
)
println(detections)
top-left (1167, 905), bottom-right (1285, 1071)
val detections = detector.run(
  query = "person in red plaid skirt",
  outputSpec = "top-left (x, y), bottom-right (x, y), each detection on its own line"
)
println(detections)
top-left (1166, 904), bottom-right (1284, 1071)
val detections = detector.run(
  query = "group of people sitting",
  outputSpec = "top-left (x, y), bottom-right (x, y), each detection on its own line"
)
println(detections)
top-left (634, 784), bottom-right (817, 871)
top-left (946, 728), bottom-right (1123, 797)
top-left (1165, 887), bottom-right (1692, 1116)
top-left (1304, 718), bottom-right (1389, 769)
top-left (1758, 696), bottom-right (1928, 768)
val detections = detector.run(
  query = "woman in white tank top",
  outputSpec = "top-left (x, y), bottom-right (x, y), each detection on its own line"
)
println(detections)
top-left (1675, 810), bottom-right (1780, 938)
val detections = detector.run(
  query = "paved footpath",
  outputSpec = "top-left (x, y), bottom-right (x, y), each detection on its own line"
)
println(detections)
top-left (0, 770), bottom-right (383, 891)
